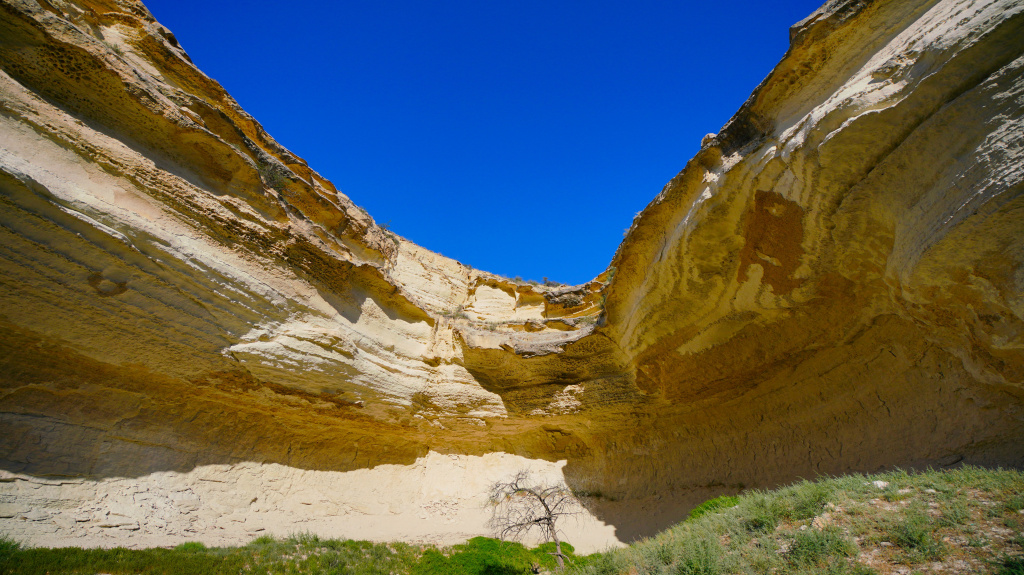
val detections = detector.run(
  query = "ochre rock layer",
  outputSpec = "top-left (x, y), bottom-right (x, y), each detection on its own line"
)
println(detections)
top-left (1, 0), bottom-right (1023, 545)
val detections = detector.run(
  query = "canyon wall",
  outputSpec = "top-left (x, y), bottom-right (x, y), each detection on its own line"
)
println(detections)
top-left (1, 0), bottom-right (1022, 548)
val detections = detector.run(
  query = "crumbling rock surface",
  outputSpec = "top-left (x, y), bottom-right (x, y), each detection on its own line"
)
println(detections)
top-left (1, 0), bottom-right (1022, 548)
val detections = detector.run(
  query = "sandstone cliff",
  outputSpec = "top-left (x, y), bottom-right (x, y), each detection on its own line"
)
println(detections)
top-left (0, 0), bottom-right (1022, 549)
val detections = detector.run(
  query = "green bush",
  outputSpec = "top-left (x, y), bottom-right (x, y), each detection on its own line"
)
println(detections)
top-left (0, 535), bottom-right (19, 556)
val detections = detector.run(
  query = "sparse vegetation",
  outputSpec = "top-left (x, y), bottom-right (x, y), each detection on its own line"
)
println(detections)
top-left (570, 466), bottom-right (1024, 575)
top-left (882, 503), bottom-right (947, 561)
top-left (785, 526), bottom-right (856, 567)
top-left (604, 266), bottom-right (616, 285)
top-left (102, 40), bottom-right (124, 56)
top-left (376, 221), bottom-right (400, 248)
top-left (547, 292), bottom-right (585, 308)
top-left (439, 306), bottom-right (471, 320)
top-left (257, 163), bottom-right (289, 190)
top-left (940, 498), bottom-right (970, 526)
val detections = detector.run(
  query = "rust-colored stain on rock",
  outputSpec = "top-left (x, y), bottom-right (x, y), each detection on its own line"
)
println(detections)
top-left (737, 190), bottom-right (805, 294)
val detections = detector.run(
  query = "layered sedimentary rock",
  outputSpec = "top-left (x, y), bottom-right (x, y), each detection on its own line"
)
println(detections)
top-left (1, 0), bottom-right (1022, 548)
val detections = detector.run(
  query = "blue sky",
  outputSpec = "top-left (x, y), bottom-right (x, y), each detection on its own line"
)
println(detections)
top-left (143, 0), bottom-right (823, 285)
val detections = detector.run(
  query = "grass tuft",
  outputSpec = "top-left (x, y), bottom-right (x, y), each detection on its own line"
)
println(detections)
top-left (786, 526), bottom-right (855, 566)
top-left (886, 505), bottom-right (945, 561)
top-left (0, 536), bottom-right (19, 555)
top-left (689, 495), bottom-right (739, 521)
top-left (741, 494), bottom-right (785, 533)
top-left (939, 499), bottom-right (970, 526)
top-left (173, 541), bottom-right (207, 552)
top-left (789, 480), bottom-right (834, 520)
top-left (675, 536), bottom-right (722, 575)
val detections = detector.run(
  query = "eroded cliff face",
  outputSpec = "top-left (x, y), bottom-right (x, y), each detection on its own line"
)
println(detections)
top-left (0, 0), bottom-right (1022, 548)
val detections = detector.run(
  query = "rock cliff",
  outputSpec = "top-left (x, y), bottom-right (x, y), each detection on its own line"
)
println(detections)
top-left (1, 0), bottom-right (1022, 549)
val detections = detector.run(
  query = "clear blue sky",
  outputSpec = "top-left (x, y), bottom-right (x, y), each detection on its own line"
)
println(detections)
top-left (143, 0), bottom-right (822, 285)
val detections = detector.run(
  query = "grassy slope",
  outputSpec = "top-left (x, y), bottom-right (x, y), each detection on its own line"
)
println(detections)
top-left (572, 467), bottom-right (1024, 575)
top-left (1, 467), bottom-right (1022, 574)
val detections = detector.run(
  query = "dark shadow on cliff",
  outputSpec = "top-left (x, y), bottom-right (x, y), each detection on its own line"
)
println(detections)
top-left (555, 321), bottom-right (1024, 543)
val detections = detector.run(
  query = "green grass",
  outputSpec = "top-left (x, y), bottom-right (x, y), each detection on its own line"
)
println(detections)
top-left (885, 505), bottom-right (946, 561)
top-left (997, 556), bottom-right (1024, 575)
top-left (0, 541), bottom-right (249, 574)
top-left (788, 480), bottom-right (834, 520)
top-left (939, 499), bottom-right (970, 526)
top-left (785, 526), bottom-right (855, 566)
top-left (672, 536), bottom-right (721, 575)
top-left (741, 493), bottom-right (785, 533)
top-left (414, 537), bottom-right (586, 575)
top-left (0, 534), bottom-right (587, 575)
top-left (687, 495), bottom-right (739, 521)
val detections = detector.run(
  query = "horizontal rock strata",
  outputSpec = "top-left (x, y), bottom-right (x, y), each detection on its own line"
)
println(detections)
top-left (1, 0), bottom-right (1022, 547)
